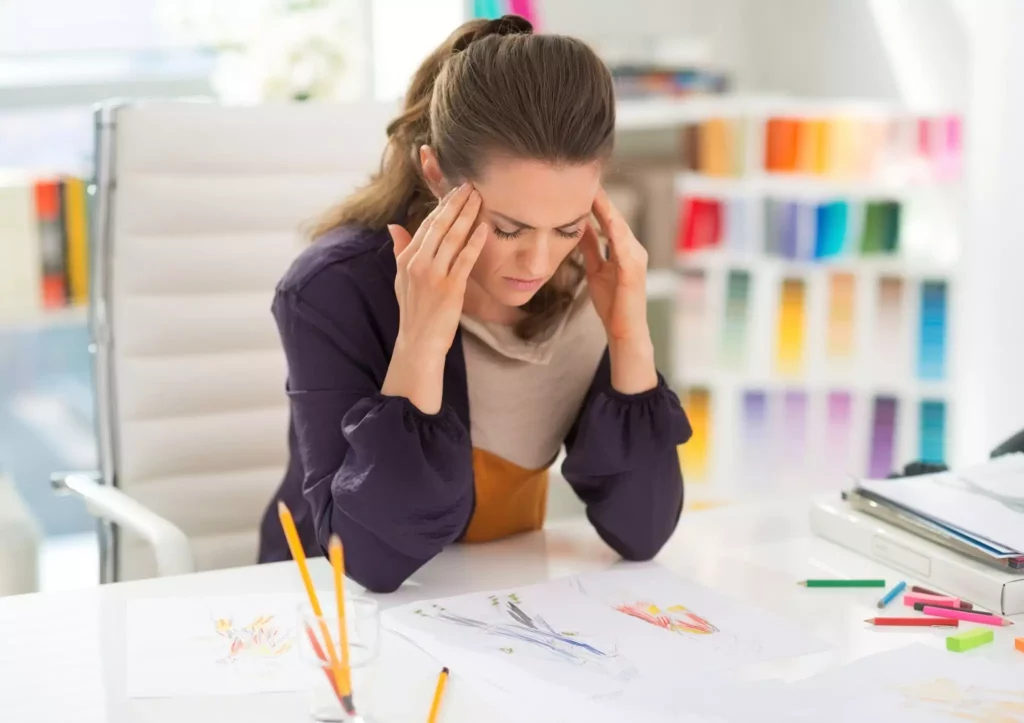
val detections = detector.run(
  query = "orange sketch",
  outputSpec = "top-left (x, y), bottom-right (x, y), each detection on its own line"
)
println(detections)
top-left (214, 615), bottom-right (294, 663)
top-left (614, 602), bottom-right (719, 635)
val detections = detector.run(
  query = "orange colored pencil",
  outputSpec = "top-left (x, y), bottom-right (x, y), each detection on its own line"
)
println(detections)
top-left (329, 535), bottom-right (353, 699)
top-left (427, 667), bottom-right (449, 723)
top-left (277, 502), bottom-right (346, 709)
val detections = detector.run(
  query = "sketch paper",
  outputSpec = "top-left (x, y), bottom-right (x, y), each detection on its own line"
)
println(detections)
top-left (383, 565), bottom-right (825, 722)
top-left (769, 643), bottom-right (1024, 723)
top-left (126, 593), bottom-right (328, 698)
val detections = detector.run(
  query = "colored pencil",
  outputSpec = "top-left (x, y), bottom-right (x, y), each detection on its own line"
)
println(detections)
top-left (913, 602), bottom-right (992, 615)
top-left (921, 605), bottom-right (1014, 627)
top-left (877, 581), bottom-right (906, 608)
top-left (329, 535), bottom-right (354, 710)
top-left (304, 622), bottom-right (341, 698)
top-left (903, 592), bottom-right (960, 608)
top-left (278, 502), bottom-right (347, 711)
top-left (911, 585), bottom-right (973, 609)
top-left (427, 667), bottom-right (450, 723)
top-left (799, 579), bottom-right (886, 588)
top-left (865, 616), bottom-right (958, 628)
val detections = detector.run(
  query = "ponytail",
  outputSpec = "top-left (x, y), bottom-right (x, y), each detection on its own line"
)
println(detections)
top-left (311, 19), bottom-right (496, 237)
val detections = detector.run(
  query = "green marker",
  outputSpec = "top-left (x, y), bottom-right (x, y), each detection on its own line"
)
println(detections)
top-left (798, 579), bottom-right (886, 588)
top-left (946, 628), bottom-right (994, 653)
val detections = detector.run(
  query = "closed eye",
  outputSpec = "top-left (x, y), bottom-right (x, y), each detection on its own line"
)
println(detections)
top-left (493, 226), bottom-right (583, 240)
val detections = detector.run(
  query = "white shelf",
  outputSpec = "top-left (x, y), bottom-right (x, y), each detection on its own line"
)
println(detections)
top-left (674, 368), bottom-right (951, 400)
top-left (675, 172), bottom-right (958, 200)
top-left (0, 306), bottom-right (88, 332)
top-left (614, 94), bottom-right (932, 133)
top-left (615, 96), bottom-right (756, 131)
top-left (675, 250), bottom-right (958, 278)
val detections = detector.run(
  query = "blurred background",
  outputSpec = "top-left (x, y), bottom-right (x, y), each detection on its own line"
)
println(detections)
top-left (2, 0), bottom-right (1021, 591)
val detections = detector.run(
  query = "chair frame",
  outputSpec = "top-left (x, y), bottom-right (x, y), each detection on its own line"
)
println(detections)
top-left (51, 102), bottom-right (195, 582)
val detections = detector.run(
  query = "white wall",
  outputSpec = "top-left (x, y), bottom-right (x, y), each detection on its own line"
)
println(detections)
top-left (951, 0), bottom-right (1024, 460)
top-left (541, 0), bottom-right (746, 77)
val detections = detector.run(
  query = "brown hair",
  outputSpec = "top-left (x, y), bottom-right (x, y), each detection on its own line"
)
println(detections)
top-left (315, 15), bottom-right (616, 339)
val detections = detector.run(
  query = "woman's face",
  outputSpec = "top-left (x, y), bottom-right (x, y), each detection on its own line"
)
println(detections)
top-left (466, 157), bottom-right (601, 311)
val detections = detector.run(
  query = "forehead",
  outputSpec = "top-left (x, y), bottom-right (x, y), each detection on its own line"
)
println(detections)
top-left (473, 157), bottom-right (601, 226)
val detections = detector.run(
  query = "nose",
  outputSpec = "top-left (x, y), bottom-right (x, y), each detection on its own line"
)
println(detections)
top-left (518, 235), bottom-right (550, 278)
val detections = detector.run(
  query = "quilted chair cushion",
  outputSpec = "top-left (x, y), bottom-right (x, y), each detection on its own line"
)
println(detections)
top-left (104, 102), bottom-right (395, 579)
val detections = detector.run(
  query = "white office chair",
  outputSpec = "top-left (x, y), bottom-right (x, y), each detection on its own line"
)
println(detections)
top-left (53, 100), bottom-right (396, 582)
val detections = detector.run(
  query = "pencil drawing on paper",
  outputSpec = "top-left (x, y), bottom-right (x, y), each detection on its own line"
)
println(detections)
top-left (613, 601), bottom-right (720, 635)
top-left (412, 592), bottom-right (635, 680)
top-left (213, 614), bottom-right (295, 664)
top-left (896, 677), bottom-right (1024, 722)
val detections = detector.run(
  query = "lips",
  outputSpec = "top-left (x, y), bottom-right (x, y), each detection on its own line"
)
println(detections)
top-left (505, 277), bottom-right (544, 291)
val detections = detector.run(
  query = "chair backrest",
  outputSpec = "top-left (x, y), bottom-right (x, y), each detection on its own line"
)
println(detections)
top-left (92, 101), bottom-right (395, 581)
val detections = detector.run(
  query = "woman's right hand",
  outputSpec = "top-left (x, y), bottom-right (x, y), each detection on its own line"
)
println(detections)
top-left (381, 183), bottom-right (488, 414)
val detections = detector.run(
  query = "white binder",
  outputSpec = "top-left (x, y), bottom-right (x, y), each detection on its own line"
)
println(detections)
top-left (810, 496), bottom-right (1024, 616)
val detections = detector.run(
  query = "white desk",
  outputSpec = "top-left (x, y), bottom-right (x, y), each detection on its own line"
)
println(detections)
top-left (1, 494), bottom-right (1020, 722)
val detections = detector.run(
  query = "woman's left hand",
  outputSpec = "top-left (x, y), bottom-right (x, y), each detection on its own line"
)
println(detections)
top-left (580, 188), bottom-right (659, 394)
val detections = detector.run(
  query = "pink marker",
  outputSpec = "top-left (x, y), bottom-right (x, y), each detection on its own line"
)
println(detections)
top-left (904, 592), bottom-right (959, 608)
top-left (921, 606), bottom-right (1014, 628)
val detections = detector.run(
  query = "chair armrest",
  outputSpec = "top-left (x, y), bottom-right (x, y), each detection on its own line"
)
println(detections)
top-left (51, 472), bottom-right (195, 577)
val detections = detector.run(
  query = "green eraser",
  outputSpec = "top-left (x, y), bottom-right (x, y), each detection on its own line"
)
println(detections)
top-left (946, 628), bottom-right (994, 652)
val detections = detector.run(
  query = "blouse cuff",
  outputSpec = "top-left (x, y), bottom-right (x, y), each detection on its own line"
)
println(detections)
top-left (566, 375), bottom-right (692, 476)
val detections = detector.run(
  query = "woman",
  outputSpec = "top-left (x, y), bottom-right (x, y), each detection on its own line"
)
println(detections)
top-left (258, 15), bottom-right (692, 592)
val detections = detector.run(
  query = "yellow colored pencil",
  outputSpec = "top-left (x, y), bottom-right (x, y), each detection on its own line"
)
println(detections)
top-left (277, 502), bottom-right (347, 709)
top-left (427, 667), bottom-right (449, 723)
top-left (329, 535), bottom-right (353, 698)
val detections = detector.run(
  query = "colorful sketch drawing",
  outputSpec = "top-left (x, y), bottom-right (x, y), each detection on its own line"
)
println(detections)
top-left (413, 593), bottom-right (634, 680)
top-left (213, 615), bottom-right (294, 664)
top-left (614, 602), bottom-right (719, 635)
top-left (896, 678), bottom-right (1024, 722)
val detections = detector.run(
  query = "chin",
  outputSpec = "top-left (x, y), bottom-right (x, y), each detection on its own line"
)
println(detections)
top-left (501, 287), bottom-right (544, 308)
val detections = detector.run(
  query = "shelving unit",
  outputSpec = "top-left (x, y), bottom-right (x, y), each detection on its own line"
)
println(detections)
top-left (614, 95), bottom-right (963, 507)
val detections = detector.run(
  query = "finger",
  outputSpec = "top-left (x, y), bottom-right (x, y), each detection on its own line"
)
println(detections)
top-left (579, 223), bottom-right (604, 276)
top-left (592, 187), bottom-right (644, 266)
top-left (451, 222), bottom-right (489, 281)
top-left (591, 187), bottom-right (619, 236)
top-left (400, 186), bottom-right (458, 262)
top-left (387, 224), bottom-right (414, 258)
top-left (415, 183), bottom-right (473, 262)
top-left (435, 191), bottom-right (483, 272)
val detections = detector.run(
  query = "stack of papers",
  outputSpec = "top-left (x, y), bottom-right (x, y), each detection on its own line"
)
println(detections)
top-left (383, 569), bottom-right (1024, 722)
top-left (383, 566), bottom-right (828, 723)
top-left (857, 453), bottom-right (1024, 559)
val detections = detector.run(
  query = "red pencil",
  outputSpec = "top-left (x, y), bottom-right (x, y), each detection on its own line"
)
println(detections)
top-left (865, 616), bottom-right (959, 627)
top-left (304, 623), bottom-right (340, 698)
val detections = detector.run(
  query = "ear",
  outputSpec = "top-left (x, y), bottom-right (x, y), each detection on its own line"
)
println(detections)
top-left (419, 145), bottom-right (448, 198)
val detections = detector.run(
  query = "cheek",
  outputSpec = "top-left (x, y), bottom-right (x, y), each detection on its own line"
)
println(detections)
top-left (552, 236), bottom-right (581, 264)
top-left (468, 234), bottom-right (506, 280)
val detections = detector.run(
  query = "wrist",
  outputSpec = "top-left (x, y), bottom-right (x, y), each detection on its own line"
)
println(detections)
top-left (608, 337), bottom-right (658, 395)
top-left (383, 338), bottom-right (447, 414)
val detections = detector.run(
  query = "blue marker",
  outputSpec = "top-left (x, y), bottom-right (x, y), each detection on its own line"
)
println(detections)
top-left (877, 580), bottom-right (907, 609)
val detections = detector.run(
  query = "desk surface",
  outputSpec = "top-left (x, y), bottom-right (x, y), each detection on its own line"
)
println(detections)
top-left (1, 494), bottom-right (1020, 723)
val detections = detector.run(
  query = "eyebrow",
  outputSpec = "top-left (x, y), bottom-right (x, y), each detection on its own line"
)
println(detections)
top-left (490, 210), bottom-right (590, 231)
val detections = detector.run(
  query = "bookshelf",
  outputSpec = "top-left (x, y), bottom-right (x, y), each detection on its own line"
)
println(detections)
top-left (0, 172), bottom-right (93, 332)
top-left (614, 95), bottom-right (963, 507)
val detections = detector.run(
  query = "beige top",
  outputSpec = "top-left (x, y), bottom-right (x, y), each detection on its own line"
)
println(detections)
top-left (459, 282), bottom-right (608, 471)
